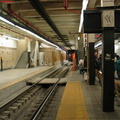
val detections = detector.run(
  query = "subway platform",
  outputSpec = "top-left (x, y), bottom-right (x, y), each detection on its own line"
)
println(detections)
top-left (56, 70), bottom-right (120, 120)
top-left (0, 66), bottom-right (52, 90)
top-left (0, 66), bottom-right (53, 107)
top-left (0, 67), bottom-right (120, 119)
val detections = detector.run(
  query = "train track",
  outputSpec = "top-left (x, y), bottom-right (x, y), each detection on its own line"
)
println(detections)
top-left (24, 67), bottom-right (69, 120)
top-left (0, 67), bottom-right (69, 120)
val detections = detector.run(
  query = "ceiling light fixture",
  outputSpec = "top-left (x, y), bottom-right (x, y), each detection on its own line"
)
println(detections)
top-left (78, 0), bottom-right (89, 32)
top-left (94, 40), bottom-right (102, 48)
top-left (0, 16), bottom-right (63, 51)
top-left (78, 37), bottom-right (80, 40)
top-left (16, 26), bottom-right (60, 48)
top-left (0, 16), bottom-right (14, 26)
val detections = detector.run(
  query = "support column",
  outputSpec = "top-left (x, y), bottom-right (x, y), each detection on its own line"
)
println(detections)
top-left (83, 33), bottom-right (88, 68)
top-left (101, 0), bottom-right (114, 112)
top-left (34, 41), bottom-right (39, 67)
top-left (28, 40), bottom-right (31, 68)
top-left (79, 34), bottom-right (84, 59)
top-left (77, 34), bottom-right (84, 65)
top-left (87, 34), bottom-right (95, 85)
top-left (102, 28), bottom-right (114, 112)
top-left (0, 57), bottom-right (3, 71)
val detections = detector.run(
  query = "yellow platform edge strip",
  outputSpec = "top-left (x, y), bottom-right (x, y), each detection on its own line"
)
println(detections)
top-left (56, 81), bottom-right (89, 120)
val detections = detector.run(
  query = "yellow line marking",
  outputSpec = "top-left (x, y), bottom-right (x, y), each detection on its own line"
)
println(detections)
top-left (56, 81), bottom-right (89, 120)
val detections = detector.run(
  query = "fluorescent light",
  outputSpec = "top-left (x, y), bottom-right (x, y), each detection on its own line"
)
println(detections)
top-left (16, 25), bottom-right (61, 48)
top-left (2, 35), bottom-right (19, 41)
top-left (94, 41), bottom-right (102, 48)
top-left (78, 0), bottom-right (89, 32)
top-left (40, 43), bottom-right (51, 48)
top-left (78, 37), bottom-right (80, 40)
top-left (0, 16), bottom-right (63, 50)
top-left (0, 16), bottom-right (15, 26)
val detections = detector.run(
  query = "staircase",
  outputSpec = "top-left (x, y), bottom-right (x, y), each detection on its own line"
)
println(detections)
top-left (15, 51), bottom-right (28, 68)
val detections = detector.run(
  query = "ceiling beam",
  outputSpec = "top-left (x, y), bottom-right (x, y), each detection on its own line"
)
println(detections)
top-left (20, 10), bottom-right (80, 17)
top-left (88, 0), bottom-right (97, 8)
top-left (28, 0), bottom-right (72, 49)
top-left (10, 2), bottom-right (82, 11)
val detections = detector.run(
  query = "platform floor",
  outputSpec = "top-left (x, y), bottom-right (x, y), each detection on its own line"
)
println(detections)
top-left (0, 66), bottom-right (52, 90)
top-left (56, 81), bottom-right (89, 120)
top-left (57, 70), bottom-right (120, 120)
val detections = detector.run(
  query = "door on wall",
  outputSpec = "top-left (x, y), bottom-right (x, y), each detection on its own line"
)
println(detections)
top-left (39, 52), bottom-right (44, 65)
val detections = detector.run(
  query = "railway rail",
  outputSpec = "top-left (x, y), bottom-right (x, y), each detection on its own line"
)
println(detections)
top-left (25, 67), bottom-right (69, 120)
top-left (0, 66), bottom-right (69, 120)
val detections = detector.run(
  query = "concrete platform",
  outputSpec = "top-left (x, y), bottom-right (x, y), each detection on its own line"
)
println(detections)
top-left (56, 81), bottom-right (89, 120)
top-left (0, 66), bottom-right (54, 107)
top-left (1, 68), bottom-right (120, 120)
top-left (0, 66), bottom-right (53, 90)
top-left (56, 70), bottom-right (120, 120)
top-left (28, 78), bottom-right (67, 85)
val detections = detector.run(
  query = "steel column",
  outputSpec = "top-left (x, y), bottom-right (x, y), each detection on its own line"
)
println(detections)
top-left (88, 43), bottom-right (95, 85)
top-left (102, 27), bottom-right (114, 112)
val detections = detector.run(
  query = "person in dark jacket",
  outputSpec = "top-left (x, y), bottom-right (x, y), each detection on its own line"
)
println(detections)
top-left (95, 56), bottom-right (100, 71)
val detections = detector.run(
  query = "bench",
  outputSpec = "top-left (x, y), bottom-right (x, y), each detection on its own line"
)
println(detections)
top-left (95, 70), bottom-right (120, 99)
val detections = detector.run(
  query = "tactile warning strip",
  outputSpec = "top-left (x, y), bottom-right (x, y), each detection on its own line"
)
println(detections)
top-left (56, 81), bottom-right (89, 120)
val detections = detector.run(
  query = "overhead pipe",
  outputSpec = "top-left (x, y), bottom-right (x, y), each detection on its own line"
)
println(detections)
top-left (63, 0), bottom-right (96, 13)
top-left (64, 0), bottom-right (68, 9)
top-left (0, 6), bottom-right (32, 30)
top-left (63, 0), bottom-right (81, 14)
top-left (0, 6), bottom-right (65, 50)
top-left (28, 0), bottom-right (72, 49)
top-left (7, 4), bottom-right (51, 39)
top-left (0, 24), bottom-right (67, 51)
top-left (0, 24), bottom-right (29, 38)
top-left (7, 4), bottom-right (65, 49)
top-left (7, 4), bottom-right (68, 50)
top-left (0, 1), bottom-right (12, 3)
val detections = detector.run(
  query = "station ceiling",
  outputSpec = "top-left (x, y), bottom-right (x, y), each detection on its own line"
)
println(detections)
top-left (0, 0), bottom-right (120, 50)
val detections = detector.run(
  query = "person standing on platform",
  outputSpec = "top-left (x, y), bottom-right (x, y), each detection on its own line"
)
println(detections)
top-left (97, 54), bottom-right (102, 72)
top-left (79, 58), bottom-right (84, 74)
top-left (95, 57), bottom-right (100, 71)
